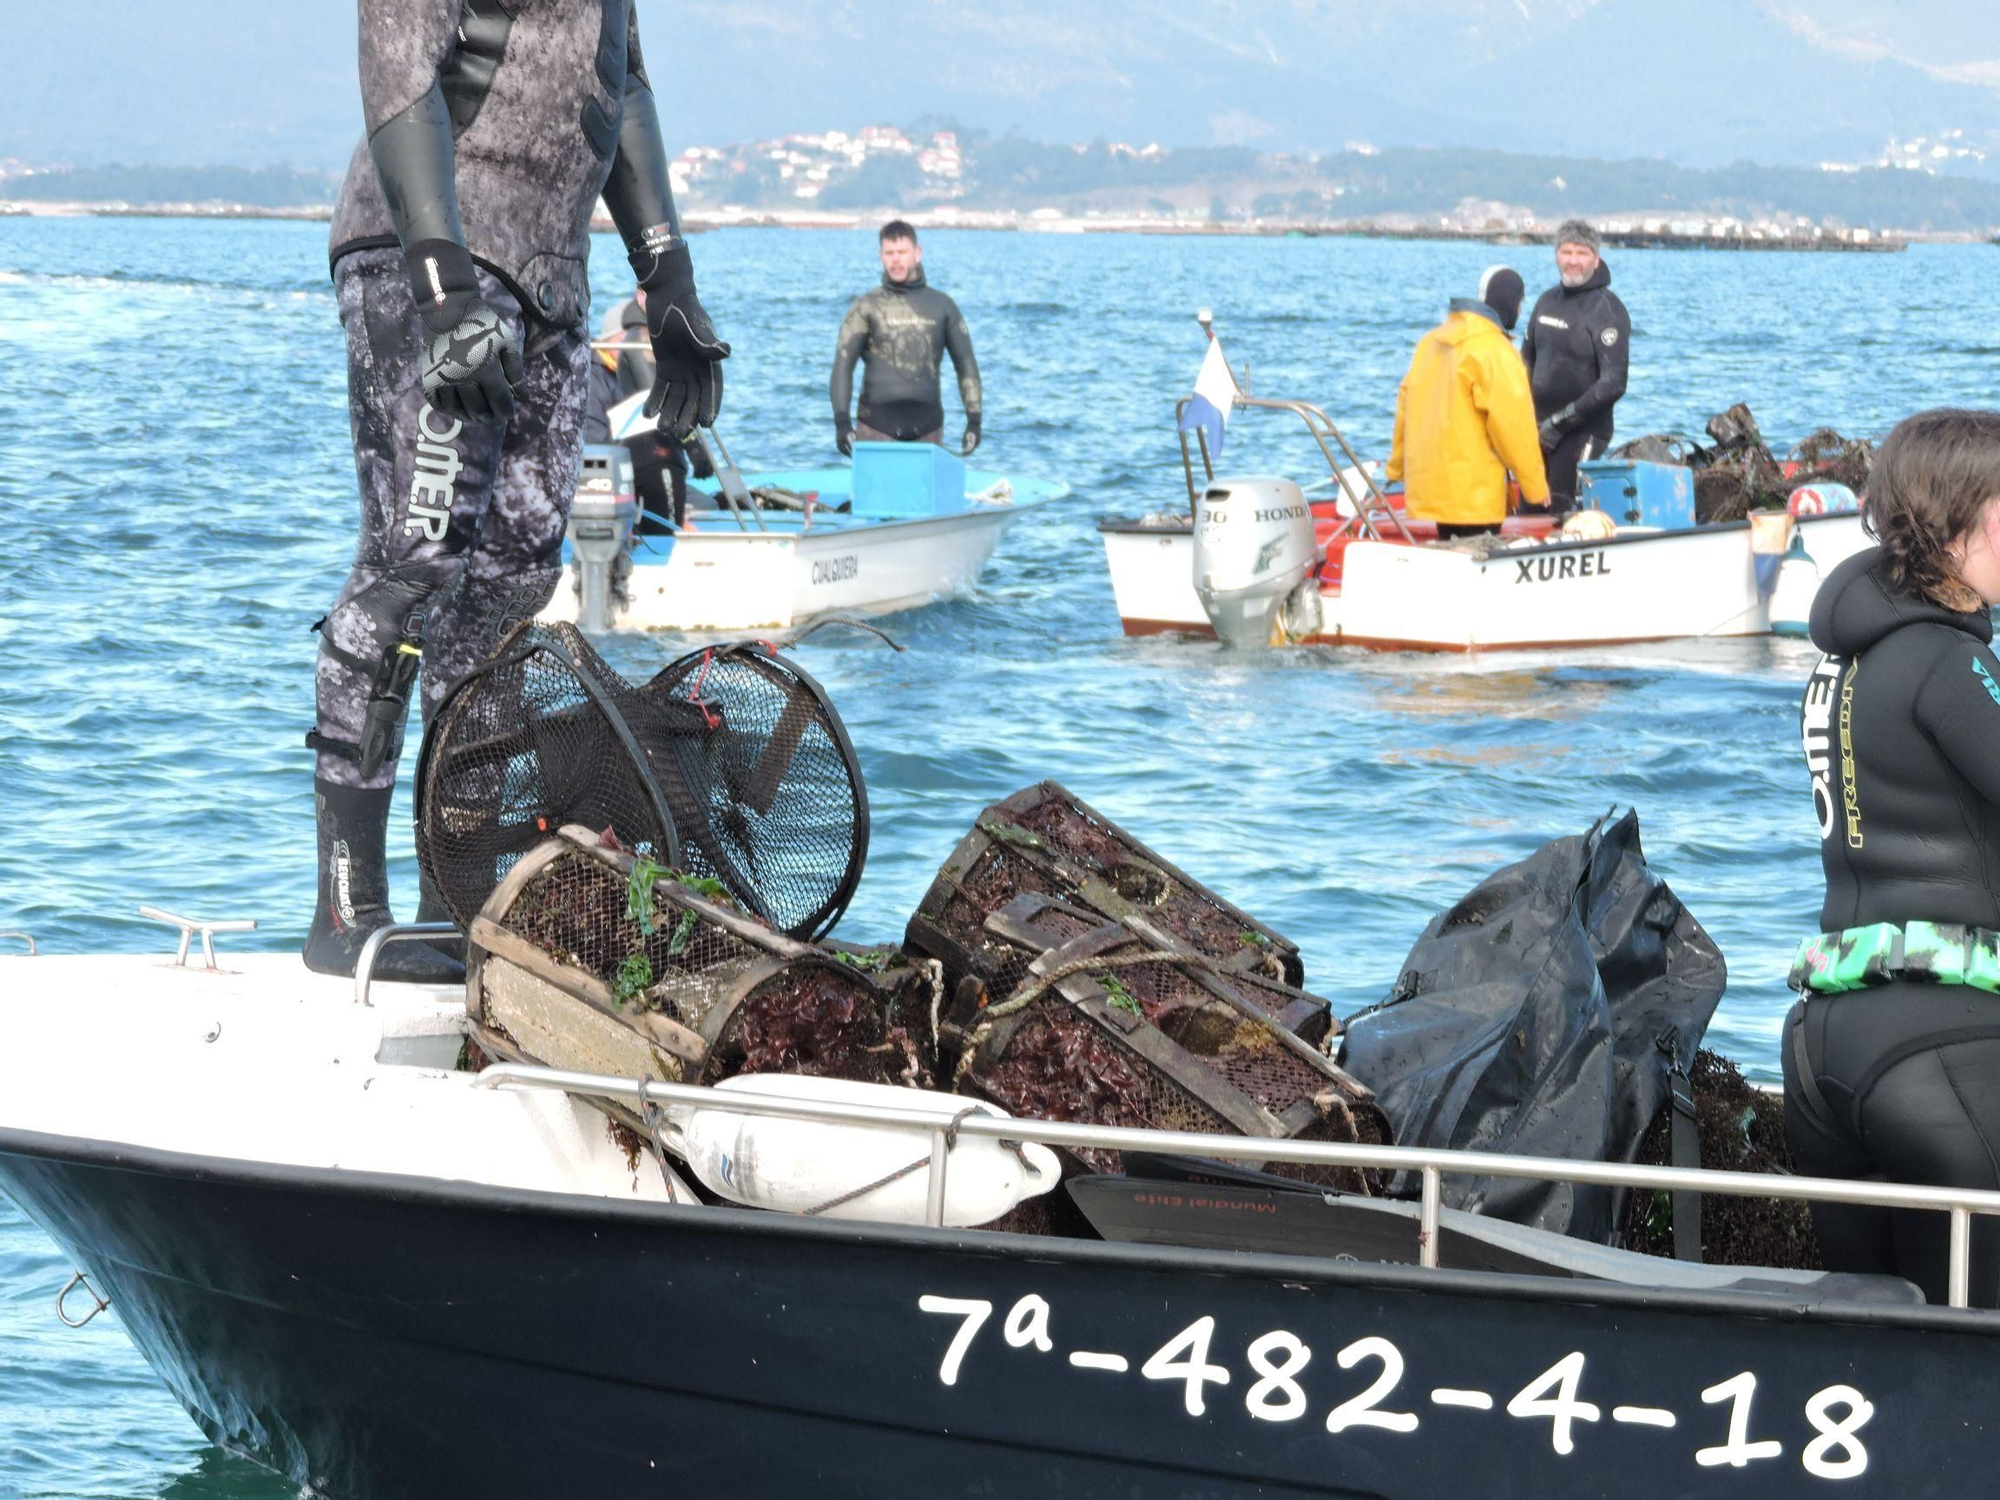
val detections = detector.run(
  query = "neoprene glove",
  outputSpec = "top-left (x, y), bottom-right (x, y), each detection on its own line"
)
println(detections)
top-left (1538, 417), bottom-right (1563, 451)
top-left (631, 243), bottom-right (729, 442)
top-left (405, 241), bottom-right (525, 426)
top-left (834, 412), bottom-right (854, 458)
top-left (961, 416), bottom-right (982, 458)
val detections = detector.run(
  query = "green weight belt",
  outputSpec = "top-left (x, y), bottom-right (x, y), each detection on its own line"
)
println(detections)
top-left (1791, 920), bottom-right (2000, 995)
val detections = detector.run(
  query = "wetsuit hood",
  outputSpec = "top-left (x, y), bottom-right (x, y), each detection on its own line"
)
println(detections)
top-left (1558, 260), bottom-right (1612, 296)
top-left (1809, 544), bottom-right (1993, 656)
top-left (1446, 297), bottom-right (1506, 332)
top-left (881, 266), bottom-right (929, 293)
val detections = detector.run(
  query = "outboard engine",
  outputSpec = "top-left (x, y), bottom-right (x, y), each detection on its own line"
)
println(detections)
top-left (568, 444), bottom-right (637, 633)
top-left (1192, 477), bottom-right (1322, 648)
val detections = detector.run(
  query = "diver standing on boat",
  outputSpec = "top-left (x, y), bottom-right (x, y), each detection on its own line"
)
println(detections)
top-left (830, 220), bottom-right (982, 457)
top-left (303, 0), bottom-right (730, 978)
top-left (1386, 267), bottom-right (1550, 539)
top-left (1521, 220), bottom-right (1629, 515)
top-left (1785, 409), bottom-right (2000, 1306)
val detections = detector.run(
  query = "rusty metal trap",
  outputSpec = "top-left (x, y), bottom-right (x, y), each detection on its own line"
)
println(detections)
top-left (416, 624), bottom-right (865, 940)
top-left (949, 897), bottom-right (1387, 1193)
top-left (929, 893), bottom-right (1332, 1067)
top-left (904, 781), bottom-right (1310, 1019)
top-left (463, 827), bottom-right (933, 1106)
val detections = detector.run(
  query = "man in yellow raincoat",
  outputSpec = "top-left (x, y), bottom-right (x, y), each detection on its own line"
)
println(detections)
top-left (1386, 267), bottom-right (1551, 537)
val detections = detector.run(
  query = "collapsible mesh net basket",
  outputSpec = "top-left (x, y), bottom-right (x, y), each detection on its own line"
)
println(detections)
top-left (417, 625), bottom-right (865, 940)
top-left (953, 901), bottom-right (1387, 1193)
top-left (632, 643), bottom-right (866, 941)
top-left (907, 780), bottom-right (1307, 992)
top-left (465, 827), bottom-right (931, 1091)
top-left (414, 623), bottom-right (683, 931)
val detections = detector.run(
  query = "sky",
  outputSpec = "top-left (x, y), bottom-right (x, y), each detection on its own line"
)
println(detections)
top-left (3, 1), bottom-right (1999, 170)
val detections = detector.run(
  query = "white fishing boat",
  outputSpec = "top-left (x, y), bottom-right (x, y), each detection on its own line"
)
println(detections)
top-left (2, 917), bottom-right (1995, 1500)
top-left (1101, 394), bottom-right (1867, 653)
top-left (544, 395), bottom-right (1067, 634)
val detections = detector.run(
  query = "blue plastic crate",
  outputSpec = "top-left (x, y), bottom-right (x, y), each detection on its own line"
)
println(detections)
top-left (849, 441), bottom-right (966, 518)
top-left (1578, 459), bottom-right (1696, 530)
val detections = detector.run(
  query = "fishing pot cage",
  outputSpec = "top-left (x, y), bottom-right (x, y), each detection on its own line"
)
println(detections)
top-left (947, 893), bottom-right (1388, 1194)
top-left (904, 782), bottom-right (1314, 1043)
top-left (417, 623), bottom-right (866, 942)
top-left (465, 828), bottom-right (937, 1117)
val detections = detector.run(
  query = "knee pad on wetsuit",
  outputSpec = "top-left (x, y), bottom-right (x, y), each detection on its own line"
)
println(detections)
top-left (306, 571), bottom-right (450, 779)
top-left (417, 569), bottom-right (561, 723)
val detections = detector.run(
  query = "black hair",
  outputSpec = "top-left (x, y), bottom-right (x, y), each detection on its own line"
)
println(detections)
top-left (879, 219), bottom-right (918, 245)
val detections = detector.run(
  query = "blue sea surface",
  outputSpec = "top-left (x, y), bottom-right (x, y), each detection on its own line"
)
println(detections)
top-left (0, 217), bottom-right (1994, 1495)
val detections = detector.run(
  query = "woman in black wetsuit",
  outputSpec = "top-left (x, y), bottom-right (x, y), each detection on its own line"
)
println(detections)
top-left (1786, 408), bottom-right (2000, 1305)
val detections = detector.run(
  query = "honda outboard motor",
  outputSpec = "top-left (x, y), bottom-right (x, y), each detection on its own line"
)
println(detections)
top-left (568, 445), bottom-right (637, 634)
top-left (1192, 477), bottom-right (1321, 648)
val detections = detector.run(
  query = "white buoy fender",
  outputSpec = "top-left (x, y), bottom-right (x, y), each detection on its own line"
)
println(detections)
top-left (665, 1074), bottom-right (1062, 1227)
top-left (1769, 553), bottom-right (1821, 639)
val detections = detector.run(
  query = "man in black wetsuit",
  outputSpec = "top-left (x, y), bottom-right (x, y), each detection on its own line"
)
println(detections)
top-left (1520, 220), bottom-right (1630, 515)
top-left (1785, 409), bottom-right (2000, 1304)
top-left (829, 221), bottom-right (982, 457)
top-left (304, 0), bottom-right (729, 978)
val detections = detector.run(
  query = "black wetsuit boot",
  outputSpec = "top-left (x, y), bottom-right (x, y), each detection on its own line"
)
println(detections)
top-left (303, 779), bottom-right (465, 982)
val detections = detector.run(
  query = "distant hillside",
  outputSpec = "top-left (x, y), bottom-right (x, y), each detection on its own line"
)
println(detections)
top-left (683, 134), bottom-right (2000, 233)
top-left (10, 143), bottom-right (2000, 234)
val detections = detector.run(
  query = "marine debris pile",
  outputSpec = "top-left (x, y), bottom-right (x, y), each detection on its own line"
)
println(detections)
top-left (1623, 1049), bottom-right (1820, 1270)
top-left (1614, 402), bottom-right (1874, 523)
top-left (417, 634), bottom-right (1817, 1270)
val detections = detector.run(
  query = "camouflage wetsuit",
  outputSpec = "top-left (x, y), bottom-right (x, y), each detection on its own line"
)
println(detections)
top-left (305, 0), bottom-right (725, 975)
top-left (829, 269), bottom-right (981, 448)
top-left (1785, 546), bottom-right (2000, 1304)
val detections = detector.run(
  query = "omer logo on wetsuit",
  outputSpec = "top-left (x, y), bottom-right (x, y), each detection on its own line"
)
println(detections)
top-left (1801, 548), bottom-right (2000, 929)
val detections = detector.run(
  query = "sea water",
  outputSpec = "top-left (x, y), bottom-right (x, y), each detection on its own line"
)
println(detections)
top-left (0, 216), bottom-right (1994, 1495)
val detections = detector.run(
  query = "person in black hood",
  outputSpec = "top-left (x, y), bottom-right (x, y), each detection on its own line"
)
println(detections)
top-left (1519, 220), bottom-right (1630, 514)
top-left (830, 221), bottom-right (982, 457)
top-left (583, 294), bottom-right (653, 441)
top-left (304, 0), bottom-right (730, 980)
top-left (1785, 409), bottom-right (2000, 1306)
top-left (584, 291), bottom-right (705, 528)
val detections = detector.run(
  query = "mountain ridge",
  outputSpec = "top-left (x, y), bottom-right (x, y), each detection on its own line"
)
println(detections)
top-left (3, 1), bottom-right (1998, 174)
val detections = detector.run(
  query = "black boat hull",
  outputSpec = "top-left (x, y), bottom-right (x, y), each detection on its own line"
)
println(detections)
top-left (0, 1126), bottom-right (1994, 1500)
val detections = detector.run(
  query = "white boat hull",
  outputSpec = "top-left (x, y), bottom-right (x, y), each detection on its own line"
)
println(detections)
top-left (547, 503), bottom-right (1032, 633)
top-left (1104, 511), bottom-right (1871, 653)
top-left (0, 953), bottom-right (683, 1203)
top-left (546, 454), bottom-right (1067, 633)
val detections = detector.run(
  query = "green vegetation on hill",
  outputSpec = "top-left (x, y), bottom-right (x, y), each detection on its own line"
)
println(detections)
top-left (1324, 148), bottom-right (2000, 230)
top-left (9, 143), bottom-right (2000, 233)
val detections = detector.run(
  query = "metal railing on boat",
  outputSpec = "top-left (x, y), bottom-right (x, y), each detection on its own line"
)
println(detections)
top-left (472, 1062), bottom-right (2000, 1310)
top-left (1173, 393), bottom-right (1415, 545)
